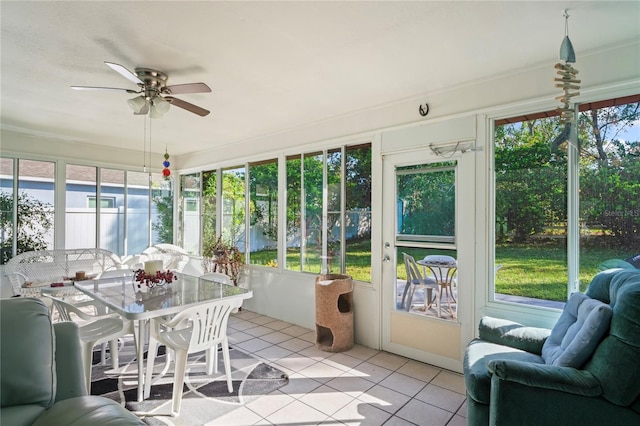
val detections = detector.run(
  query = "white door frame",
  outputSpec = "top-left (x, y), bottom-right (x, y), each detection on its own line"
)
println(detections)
top-left (380, 148), bottom-right (475, 372)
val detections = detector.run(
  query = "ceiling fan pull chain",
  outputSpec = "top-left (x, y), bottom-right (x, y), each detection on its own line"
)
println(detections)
top-left (148, 112), bottom-right (152, 172)
top-left (143, 112), bottom-right (148, 172)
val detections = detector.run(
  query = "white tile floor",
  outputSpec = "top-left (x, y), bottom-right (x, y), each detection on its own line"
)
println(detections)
top-left (214, 309), bottom-right (467, 426)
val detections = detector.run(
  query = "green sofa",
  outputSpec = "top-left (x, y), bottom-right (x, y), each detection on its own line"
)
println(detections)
top-left (0, 298), bottom-right (144, 426)
top-left (464, 268), bottom-right (640, 426)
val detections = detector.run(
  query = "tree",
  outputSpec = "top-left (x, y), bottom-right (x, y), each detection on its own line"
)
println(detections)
top-left (398, 164), bottom-right (456, 237)
top-left (580, 155), bottom-right (640, 244)
top-left (495, 119), bottom-right (567, 242)
top-left (248, 161), bottom-right (278, 241)
top-left (0, 191), bottom-right (54, 264)
top-left (222, 169), bottom-right (246, 247)
top-left (580, 103), bottom-right (640, 162)
top-left (495, 101), bottom-right (639, 245)
top-left (151, 189), bottom-right (173, 244)
top-left (202, 170), bottom-right (217, 245)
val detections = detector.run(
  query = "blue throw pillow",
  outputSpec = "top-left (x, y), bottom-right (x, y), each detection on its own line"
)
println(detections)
top-left (542, 292), bottom-right (613, 368)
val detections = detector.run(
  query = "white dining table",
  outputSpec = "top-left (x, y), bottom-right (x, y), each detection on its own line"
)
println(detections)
top-left (74, 273), bottom-right (253, 402)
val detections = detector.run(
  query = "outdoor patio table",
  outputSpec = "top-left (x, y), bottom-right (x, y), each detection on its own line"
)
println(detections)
top-left (74, 273), bottom-right (253, 402)
top-left (416, 256), bottom-right (458, 318)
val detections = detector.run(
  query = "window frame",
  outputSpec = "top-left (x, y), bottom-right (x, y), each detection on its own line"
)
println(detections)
top-left (489, 94), bottom-right (640, 313)
top-left (178, 142), bottom-right (373, 282)
top-left (1, 155), bottom-right (172, 262)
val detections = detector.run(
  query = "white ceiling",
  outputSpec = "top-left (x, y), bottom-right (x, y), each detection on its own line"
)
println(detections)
top-left (1, 1), bottom-right (639, 157)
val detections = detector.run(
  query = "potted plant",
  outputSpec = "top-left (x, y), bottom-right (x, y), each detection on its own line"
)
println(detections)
top-left (202, 236), bottom-right (244, 284)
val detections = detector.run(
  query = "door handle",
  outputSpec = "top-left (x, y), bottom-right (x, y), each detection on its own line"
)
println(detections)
top-left (382, 255), bottom-right (390, 263)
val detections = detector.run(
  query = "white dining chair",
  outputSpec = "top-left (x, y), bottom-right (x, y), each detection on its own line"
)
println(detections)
top-left (144, 297), bottom-right (244, 416)
top-left (92, 268), bottom-right (137, 360)
top-left (199, 272), bottom-right (236, 375)
top-left (44, 295), bottom-right (133, 393)
top-left (401, 253), bottom-right (440, 314)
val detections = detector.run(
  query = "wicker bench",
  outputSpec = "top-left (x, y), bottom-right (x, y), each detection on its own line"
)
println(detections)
top-left (5, 248), bottom-right (122, 296)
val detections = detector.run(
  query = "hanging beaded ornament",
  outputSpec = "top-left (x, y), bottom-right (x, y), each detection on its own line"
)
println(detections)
top-left (162, 148), bottom-right (171, 177)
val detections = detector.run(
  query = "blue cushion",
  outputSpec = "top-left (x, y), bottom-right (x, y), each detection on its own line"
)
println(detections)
top-left (542, 292), bottom-right (612, 368)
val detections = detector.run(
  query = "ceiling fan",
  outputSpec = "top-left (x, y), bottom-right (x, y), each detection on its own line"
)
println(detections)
top-left (71, 61), bottom-right (211, 117)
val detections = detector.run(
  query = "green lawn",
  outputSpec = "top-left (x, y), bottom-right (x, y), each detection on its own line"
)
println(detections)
top-left (495, 243), bottom-right (626, 300)
top-left (249, 242), bottom-right (372, 281)
top-left (249, 241), bottom-right (628, 301)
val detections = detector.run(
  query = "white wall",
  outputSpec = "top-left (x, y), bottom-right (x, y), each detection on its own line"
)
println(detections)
top-left (0, 131), bottom-right (165, 172)
top-left (176, 42), bottom-right (640, 171)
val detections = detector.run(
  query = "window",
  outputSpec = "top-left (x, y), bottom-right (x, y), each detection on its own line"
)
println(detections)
top-left (327, 149), bottom-right (342, 273)
top-left (345, 144), bottom-right (372, 281)
top-left (202, 169), bottom-right (217, 257)
top-left (151, 173), bottom-right (174, 246)
top-left (577, 99), bottom-right (640, 280)
top-left (494, 118), bottom-right (569, 304)
top-left (248, 159), bottom-right (278, 266)
top-left (66, 164), bottom-right (97, 249)
top-left (394, 161), bottom-right (458, 319)
top-left (0, 158), bottom-right (14, 263)
top-left (126, 171), bottom-right (150, 255)
top-left (185, 199), bottom-right (199, 211)
top-left (177, 143), bottom-right (372, 281)
top-left (222, 166), bottom-right (245, 252)
top-left (396, 163), bottom-right (456, 244)
top-left (2, 158), bottom-right (172, 261)
top-left (88, 196), bottom-right (116, 208)
top-left (64, 165), bottom-right (167, 256)
top-left (285, 155), bottom-right (302, 271)
top-left (303, 152), bottom-right (323, 274)
top-left (286, 144), bottom-right (372, 281)
top-left (98, 169), bottom-right (124, 255)
top-left (1, 158), bottom-right (55, 264)
top-left (179, 173), bottom-right (200, 255)
top-left (493, 96), bottom-right (639, 306)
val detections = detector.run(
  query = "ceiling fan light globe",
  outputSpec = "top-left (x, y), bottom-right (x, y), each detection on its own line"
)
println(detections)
top-left (150, 104), bottom-right (165, 119)
top-left (127, 95), bottom-right (147, 113)
top-left (153, 96), bottom-right (171, 114)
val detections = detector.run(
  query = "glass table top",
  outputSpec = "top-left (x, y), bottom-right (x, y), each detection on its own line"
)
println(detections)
top-left (74, 273), bottom-right (252, 320)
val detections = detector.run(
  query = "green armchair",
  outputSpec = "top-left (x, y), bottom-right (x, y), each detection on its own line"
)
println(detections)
top-left (464, 268), bottom-right (640, 426)
top-left (0, 298), bottom-right (144, 426)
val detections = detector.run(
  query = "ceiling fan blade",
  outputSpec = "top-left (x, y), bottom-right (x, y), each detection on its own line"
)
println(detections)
top-left (165, 96), bottom-right (210, 117)
top-left (105, 61), bottom-right (144, 86)
top-left (165, 82), bottom-right (212, 95)
top-left (71, 85), bottom-right (138, 93)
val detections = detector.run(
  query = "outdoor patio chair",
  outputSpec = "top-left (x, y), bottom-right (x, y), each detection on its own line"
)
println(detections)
top-left (401, 253), bottom-right (440, 314)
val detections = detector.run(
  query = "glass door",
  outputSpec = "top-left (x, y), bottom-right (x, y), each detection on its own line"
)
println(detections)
top-left (381, 149), bottom-right (474, 372)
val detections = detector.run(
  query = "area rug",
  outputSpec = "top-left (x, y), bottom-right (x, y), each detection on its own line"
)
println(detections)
top-left (91, 337), bottom-right (289, 425)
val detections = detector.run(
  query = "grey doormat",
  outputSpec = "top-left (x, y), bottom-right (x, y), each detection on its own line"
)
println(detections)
top-left (91, 337), bottom-right (288, 425)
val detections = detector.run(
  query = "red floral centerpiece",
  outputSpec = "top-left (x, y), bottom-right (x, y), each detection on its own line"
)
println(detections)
top-left (133, 269), bottom-right (176, 289)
